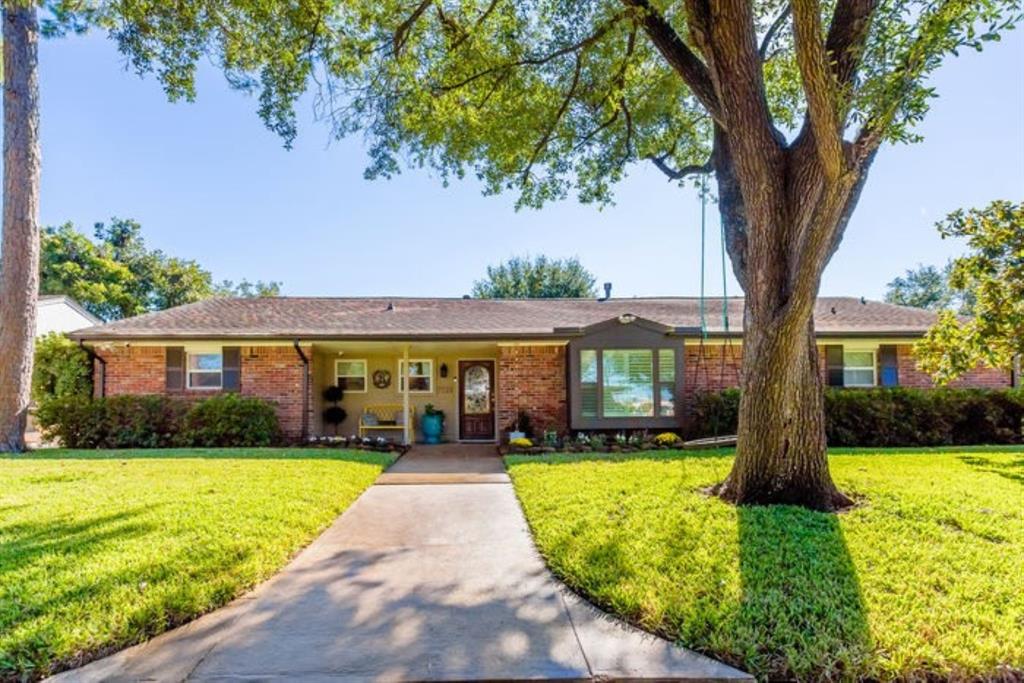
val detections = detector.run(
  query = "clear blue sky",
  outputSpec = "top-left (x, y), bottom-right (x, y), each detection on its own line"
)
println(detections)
top-left (33, 27), bottom-right (1024, 300)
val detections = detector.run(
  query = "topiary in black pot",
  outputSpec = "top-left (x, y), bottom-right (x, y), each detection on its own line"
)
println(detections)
top-left (322, 385), bottom-right (346, 435)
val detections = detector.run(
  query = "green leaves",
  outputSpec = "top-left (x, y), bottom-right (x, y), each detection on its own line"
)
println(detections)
top-left (915, 200), bottom-right (1023, 384)
top-left (40, 218), bottom-right (281, 321)
top-left (471, 254), bottom-right (597, 298)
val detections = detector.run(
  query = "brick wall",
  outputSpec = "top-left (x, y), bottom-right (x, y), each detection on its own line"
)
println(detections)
top-left (679, 343), bottom-right (1010, 397)
top-left (98, 346), bottom-right (165, 396)
top-left (95, 343), bottom-right (313, 440)
top-left (683, 343), bottom-right (743, 408)
top-left (895, 344), bottom-right (1011, 389)
top-left (497, 344), bottom-right (567, 438)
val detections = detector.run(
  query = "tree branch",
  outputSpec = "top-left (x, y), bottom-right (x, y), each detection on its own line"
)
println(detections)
top-left (759, 4), bottom-right (791, 60)
top-left (393, 0), bottom-right (433, 56)
top-left (619, 0), bottom-right (723, 125)
top-left (521, 55), bottom-right (583, 186)
top-left (436, 11), bottom-right (626, 92)
top-left (825, 0), bottom-right (878, 91)
top-left (792, 0), bottom-right (844, 180)
top-left (648, 154), bottom-right (712, 180)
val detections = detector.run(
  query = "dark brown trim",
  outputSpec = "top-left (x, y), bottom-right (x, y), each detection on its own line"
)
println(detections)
top-left (293, 340), bottom-right (310, 441)
top-left (567, 321), bottom-right (685, 431)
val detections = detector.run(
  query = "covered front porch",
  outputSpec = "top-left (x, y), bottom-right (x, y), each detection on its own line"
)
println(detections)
top-left (310, 340), bottom-right (502, 444)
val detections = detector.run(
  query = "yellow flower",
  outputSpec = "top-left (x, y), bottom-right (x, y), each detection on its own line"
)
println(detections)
top-left (654, 432), bottom-right (680, 445)
top-left (510, 437), bottom-right (533, 448)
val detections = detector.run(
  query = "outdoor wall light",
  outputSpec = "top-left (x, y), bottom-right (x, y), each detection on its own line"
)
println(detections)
top-left (440, 363), bottom-right (449, 378)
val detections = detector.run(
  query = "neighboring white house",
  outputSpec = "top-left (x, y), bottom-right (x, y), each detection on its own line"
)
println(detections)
top-left (36, 295), bottom-right (101, 337)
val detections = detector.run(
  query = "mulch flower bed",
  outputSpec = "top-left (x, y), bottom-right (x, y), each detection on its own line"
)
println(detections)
top-left (306, 435), bottom-right (412, 455)
top-left (498, 433), bottom-right (685, 456)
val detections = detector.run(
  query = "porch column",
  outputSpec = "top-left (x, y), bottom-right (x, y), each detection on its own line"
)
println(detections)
top-left (402, 344), bottom-right (411, 445)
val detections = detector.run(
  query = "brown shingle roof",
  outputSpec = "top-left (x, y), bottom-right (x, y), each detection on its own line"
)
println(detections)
top-left (69, 296), bottom-right (942, 341)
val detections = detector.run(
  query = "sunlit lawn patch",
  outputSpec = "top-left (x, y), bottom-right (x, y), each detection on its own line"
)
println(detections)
top-left (506, 447), bottom-right (1023, 680)
top-left (0, 448), bottom-right (391, 681)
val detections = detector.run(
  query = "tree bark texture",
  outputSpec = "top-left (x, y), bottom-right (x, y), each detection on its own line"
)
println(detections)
top-left (0, 1), bottom-right (41, 452)
top-left (672, 0), bottom-right (876, 511)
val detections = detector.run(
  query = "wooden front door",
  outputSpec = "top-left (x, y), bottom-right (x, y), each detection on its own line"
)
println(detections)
top-left (459, 360), bottom-right (495, 441)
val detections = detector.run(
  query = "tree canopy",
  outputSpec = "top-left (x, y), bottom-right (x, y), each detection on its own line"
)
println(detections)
top-left (472, 255), bottom-right (597, 298)
top-left (915, 200), bottom-right (1022, 384)
top-left (885, 263), bottom-right (971, 313)
top-left (40, 218), bottom-right (281, 320)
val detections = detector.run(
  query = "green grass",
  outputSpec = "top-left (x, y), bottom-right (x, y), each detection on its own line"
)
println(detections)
top-left (0, 448), bottom-right (391, 681)
top-left (506, 447), bottom-right (1024, 681)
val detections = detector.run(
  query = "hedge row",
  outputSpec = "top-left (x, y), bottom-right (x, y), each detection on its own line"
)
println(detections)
top-left (35, 394), bottom-right (280, 449)
top-left (687, 387), bottom-right (1024, 446)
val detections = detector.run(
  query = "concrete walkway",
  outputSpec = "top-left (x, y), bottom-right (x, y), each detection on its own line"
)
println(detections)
top-left (52, 445), bottom-right (750, 682)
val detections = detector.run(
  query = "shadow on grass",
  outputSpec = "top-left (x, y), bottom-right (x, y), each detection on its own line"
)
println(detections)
top-left (4, 448), bottom-right (393, 466)
top-left (957, 455), bottom-right (1024, 484)
top-left (733, 504), bottom-right (872, 680)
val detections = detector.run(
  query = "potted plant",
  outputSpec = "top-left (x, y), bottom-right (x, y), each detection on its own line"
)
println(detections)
top-left (322, 386), bottom-right (347, 435)
top-left (421, 403), bottom-right (444, 444)
top-left (507, 409), bottom-right (531, 441)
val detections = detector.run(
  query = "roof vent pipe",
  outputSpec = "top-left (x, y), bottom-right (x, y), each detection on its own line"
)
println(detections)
top-left (600, 282), bottom-right (612, 301)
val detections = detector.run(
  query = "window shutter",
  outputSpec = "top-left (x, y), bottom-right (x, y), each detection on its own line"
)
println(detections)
top-left (223, 347), bottom-right (241, 391)
top-left (165, 347), bottom-right (185, 391)
top-left (878, 345), bottom-right (899, 387)
top-left (825, 345), bottom-right (844, 387)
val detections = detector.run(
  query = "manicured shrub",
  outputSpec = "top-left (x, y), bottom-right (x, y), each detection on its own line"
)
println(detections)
top-left (36, 394), bottom-right (280, 448)
top-left (684, 387), bottom-right (1024, 447)
top-left (179, 394), bottom-right (279, 447)
top-left (685, 389), bottom-right (740, 440)
top-left (35, 395), bottom-right (185, 449)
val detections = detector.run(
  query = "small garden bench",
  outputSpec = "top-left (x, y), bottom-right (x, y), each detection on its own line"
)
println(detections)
top-left (358, 403), bottom-right (415, 438)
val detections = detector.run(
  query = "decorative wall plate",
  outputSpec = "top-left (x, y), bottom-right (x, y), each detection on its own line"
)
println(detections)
top-left (372, 369), bottom-right (392, 389)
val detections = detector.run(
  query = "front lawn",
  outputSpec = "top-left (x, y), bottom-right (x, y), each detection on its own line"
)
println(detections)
top-left (0, 448), bottom-right (391, 681)
top-left (506, 447), bottom-right (1024, 681)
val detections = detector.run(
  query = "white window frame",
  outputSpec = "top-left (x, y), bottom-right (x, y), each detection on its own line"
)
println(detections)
top-left (398, 359), bottom-right (434, 394)
top-left (334, 358), bottom-right (368, 393)
top-left (187, 352), bottom-right (223, 390)
top-left (843, 348), bottom-right (877, 387)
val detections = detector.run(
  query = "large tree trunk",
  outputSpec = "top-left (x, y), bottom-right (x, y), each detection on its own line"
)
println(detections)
top-left (709, 128), bottom-right (862, 512)
top-left (714, 312), bottom-right (853, 510)
top-left (0, 1), bottom-right (42, 453)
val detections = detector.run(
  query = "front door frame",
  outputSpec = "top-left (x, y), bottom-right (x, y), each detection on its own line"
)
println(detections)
top-left (456, 358), bottom-right (497, 442)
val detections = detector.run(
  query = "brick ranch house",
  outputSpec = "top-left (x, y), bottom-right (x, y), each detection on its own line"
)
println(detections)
top-left (69, 296), bottom-right (1014, 443)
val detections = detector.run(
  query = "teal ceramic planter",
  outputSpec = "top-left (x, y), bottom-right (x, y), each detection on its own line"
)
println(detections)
top-left (421, 413), bottom-right (443, 444)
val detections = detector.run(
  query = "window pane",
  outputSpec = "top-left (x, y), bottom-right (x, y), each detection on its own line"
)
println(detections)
top-left (580, 350), bottom-right (597, 382)
top-left (189, 353), bottom-right (222, 371)
top-left (338, 377), bottom-right (366, 392)
top-left (659, 384), bottom-right (675, 417)
top-left (190, 371), bottom-right (221, 388)
top-left (581, 384), bottom-right (598, 417)
top-left (602, 350), bottom-right (653, 417)
top-left (843, 368), bottom-right (874, 386)
top-left (399, 360), bottom-right (432, 392)
top-left (658, 349), bottom-right (675, 382)
top-left (844, 351), bottom-right (873, 368)
top-left (337, 360), bottom-right (365, 377)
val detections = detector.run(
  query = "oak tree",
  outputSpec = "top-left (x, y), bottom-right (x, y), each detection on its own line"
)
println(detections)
top-left (307, 0), bottom-right (1019, 509)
